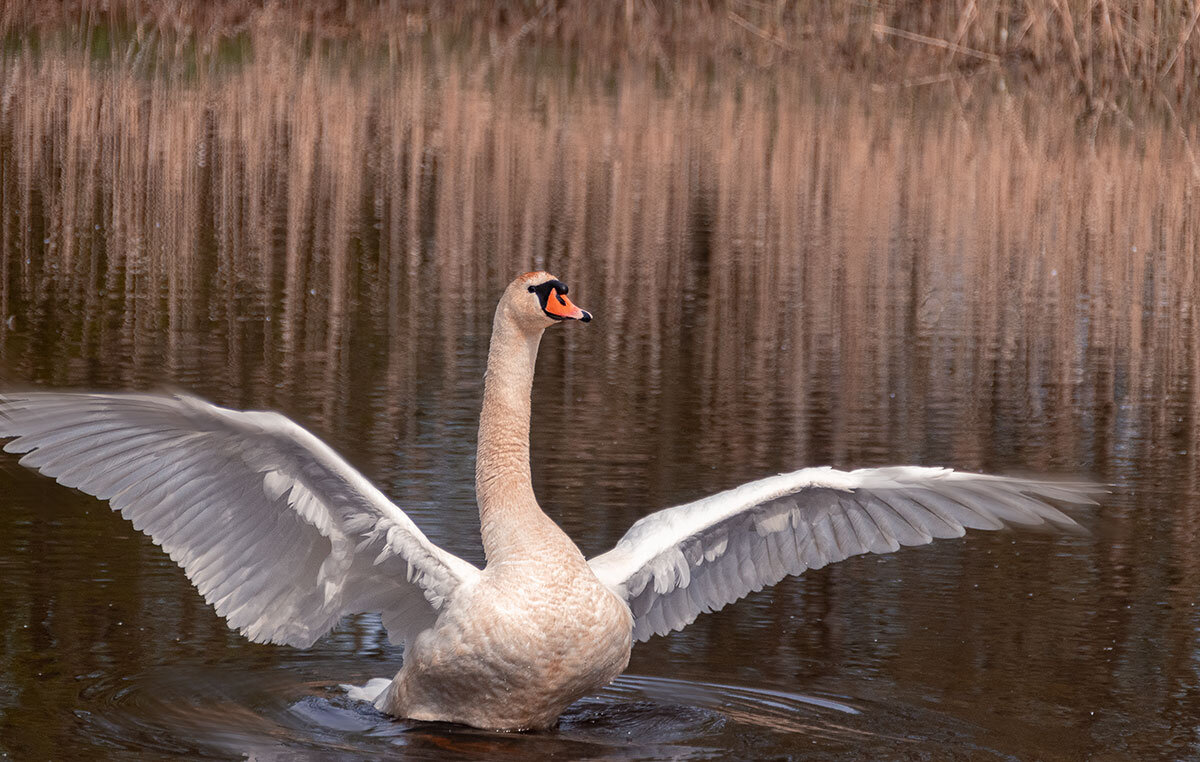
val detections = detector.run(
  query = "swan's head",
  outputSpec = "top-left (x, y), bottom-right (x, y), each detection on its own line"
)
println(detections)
top-left (506, 271), bottom-right (591, 329)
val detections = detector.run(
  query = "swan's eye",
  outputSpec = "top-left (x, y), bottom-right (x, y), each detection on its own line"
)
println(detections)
top-left (530, 280), bottom-right (565, 307)
top-left (530, 279), bottom-right (588, 321)
top-left (527, 285), bottom-right (536, 293)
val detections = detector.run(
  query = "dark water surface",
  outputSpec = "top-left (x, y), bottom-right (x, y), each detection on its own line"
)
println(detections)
top-left (2, 33), bottom-right (1200, 761)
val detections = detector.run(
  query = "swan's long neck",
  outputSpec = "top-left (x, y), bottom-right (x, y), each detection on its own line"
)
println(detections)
top-left (475, 306), bottom-right (572, 564)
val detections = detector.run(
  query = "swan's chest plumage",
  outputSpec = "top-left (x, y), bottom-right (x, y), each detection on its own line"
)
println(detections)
top-left (379, 555), bottom-right (633, 730)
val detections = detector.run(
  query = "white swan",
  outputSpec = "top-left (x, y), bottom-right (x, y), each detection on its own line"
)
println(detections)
top-left (0, 271), bottom-right (1098, 731)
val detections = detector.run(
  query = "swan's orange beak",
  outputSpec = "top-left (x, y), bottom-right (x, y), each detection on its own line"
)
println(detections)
top-left (544, 288), bottom-right (592, 322)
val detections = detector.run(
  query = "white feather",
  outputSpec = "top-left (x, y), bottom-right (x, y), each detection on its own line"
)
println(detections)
top-left (589, 466), bottom-right (1101, 642)
top-left (0, 392), bottom-right (480, 648)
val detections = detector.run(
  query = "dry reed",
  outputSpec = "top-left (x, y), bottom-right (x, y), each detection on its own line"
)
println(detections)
top-left (4, 1), bottom-right (1200, 113)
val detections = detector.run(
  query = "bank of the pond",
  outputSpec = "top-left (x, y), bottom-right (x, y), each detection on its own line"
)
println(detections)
top-left (3, 0), bottom-right (1200, 121)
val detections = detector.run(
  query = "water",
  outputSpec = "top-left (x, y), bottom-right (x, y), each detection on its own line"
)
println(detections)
top-left (2, 25), bottom-right (1200, 760)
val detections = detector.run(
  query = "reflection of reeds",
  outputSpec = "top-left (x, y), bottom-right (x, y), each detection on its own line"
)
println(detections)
top-left (2, 22), bottom-right (1200, 570)
top-left (2, 38), bottom-right (1198, 492)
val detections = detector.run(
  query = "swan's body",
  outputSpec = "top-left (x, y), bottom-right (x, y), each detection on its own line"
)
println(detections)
top-left (0, 272), bottom-right (1099, 731)
top-left (383, 547), bottom-right (631, 728)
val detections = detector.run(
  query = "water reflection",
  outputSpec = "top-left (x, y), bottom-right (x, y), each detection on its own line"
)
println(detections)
top-left (2, 30), bottom-right (1200, 760)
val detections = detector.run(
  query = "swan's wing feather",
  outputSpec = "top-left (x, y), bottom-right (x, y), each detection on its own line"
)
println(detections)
top-left (0, 391), bottom-right (479, 648)
top-left (588, 466), bottom-right (1100, 641)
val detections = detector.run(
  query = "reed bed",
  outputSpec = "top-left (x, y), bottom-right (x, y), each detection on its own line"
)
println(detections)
top-left (4, 0), bottom-right (1200, 112)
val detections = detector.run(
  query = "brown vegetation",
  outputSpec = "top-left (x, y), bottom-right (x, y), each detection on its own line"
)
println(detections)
top-left (3, 1), bottom-right (1200, 114)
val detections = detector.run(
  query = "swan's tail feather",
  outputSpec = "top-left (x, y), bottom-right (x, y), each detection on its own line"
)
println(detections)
top-left (341, 677), bottom-right (392, 704)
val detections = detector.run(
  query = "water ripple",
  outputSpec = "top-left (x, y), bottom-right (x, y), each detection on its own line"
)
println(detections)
top-left (61, 666), bottom-right (1015, 760)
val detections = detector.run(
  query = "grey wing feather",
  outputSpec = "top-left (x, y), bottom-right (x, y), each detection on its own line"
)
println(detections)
top-left (0, 392), bottom-right (479, 648)
top-left (588, 466), bottom-right (1101, 642)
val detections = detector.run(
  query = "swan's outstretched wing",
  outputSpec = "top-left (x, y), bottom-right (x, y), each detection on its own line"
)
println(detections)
top-left (588, 466), bottom-right (1099, 642)
top-left (0, 391), bottom-right (479, 648)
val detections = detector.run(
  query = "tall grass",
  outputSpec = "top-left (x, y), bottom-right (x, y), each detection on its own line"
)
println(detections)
top-left (3, 1), bottom-right (1200, 112)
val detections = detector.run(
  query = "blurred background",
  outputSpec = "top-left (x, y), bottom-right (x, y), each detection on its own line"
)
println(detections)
top-left (1, 2), bottom-right (1199, 758)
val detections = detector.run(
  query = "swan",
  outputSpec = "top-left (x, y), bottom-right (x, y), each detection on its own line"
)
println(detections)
top-left (0, 271), bottom-right (1099, 731)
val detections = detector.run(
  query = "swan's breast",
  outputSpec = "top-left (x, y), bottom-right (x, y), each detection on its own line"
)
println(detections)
top-left (388, 558), bottom-right (632, 729)
top-left (464, 559), bottom-right (631, 684)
